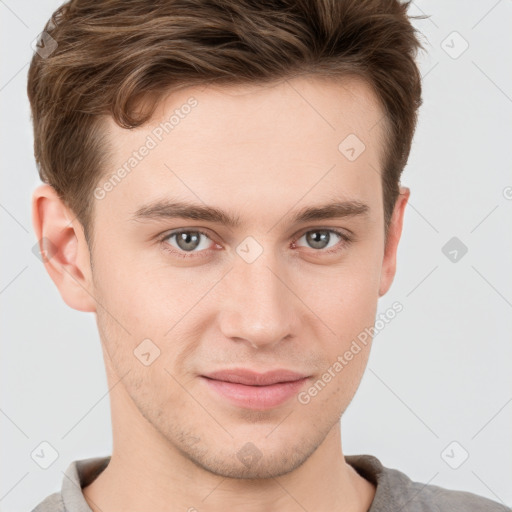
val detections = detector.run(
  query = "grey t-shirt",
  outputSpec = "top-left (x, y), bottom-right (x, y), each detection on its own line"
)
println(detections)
top-left (31, 453), bottom-right (510, 511)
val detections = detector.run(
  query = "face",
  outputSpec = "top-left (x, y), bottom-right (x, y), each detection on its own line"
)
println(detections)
top-left (43, 75), bottom-right (408, 479)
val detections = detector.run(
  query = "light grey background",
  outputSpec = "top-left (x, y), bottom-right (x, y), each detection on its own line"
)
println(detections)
top-left (1, 1), bottom-right (511, 510)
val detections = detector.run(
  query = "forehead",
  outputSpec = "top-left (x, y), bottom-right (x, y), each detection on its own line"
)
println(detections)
top-left (97, 75), bottom-right (386, 226)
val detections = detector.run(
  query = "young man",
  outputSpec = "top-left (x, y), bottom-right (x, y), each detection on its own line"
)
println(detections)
top-left (28, 1), bottom-right (508, 511)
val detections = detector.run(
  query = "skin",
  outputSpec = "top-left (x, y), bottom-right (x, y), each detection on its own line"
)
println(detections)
top-left (32, 74), bottom-right (409, 512)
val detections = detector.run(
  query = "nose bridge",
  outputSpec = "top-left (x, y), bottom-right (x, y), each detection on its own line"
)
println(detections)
top-left (218, 250), bottom-right (296, 348)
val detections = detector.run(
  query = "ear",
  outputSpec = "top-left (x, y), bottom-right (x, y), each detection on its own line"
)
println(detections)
top-left (378, 186), bottom-right (410, 297)
top-left (31, 184), bottom-right (97, 312)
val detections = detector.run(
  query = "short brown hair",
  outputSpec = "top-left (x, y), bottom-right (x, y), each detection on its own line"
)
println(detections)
top-left (27, 0), bottom-right (426, 247)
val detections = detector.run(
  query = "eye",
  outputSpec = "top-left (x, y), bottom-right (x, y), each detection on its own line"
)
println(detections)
top-left (293, 228), bottom-right (352, 253)
top-left (160, 229), bottom-right (216, 258)
top-left (158, 227), bottom-right (352, 260)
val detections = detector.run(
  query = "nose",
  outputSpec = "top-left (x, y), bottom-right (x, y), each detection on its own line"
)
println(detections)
top-left (218, 254), bottom-right (299, 350)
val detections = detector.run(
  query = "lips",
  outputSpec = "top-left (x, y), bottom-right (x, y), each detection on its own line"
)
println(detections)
top-left (200, 368), bottom-right (310, 409)
top-left (201, 368), bottom-right (308, 386)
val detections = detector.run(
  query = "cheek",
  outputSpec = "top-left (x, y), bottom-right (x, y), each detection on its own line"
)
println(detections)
top-left (290, 245), bottom-right (382, 372)
top-left (297, 245), bottom-right (382, 320)
top-left (91, 240), bottom-right (188, 328)
top-left (92, 248), bottom-right (216, 374)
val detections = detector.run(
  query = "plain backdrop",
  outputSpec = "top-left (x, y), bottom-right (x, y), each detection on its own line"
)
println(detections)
top-left (1, 1), bottom-right (511, 510)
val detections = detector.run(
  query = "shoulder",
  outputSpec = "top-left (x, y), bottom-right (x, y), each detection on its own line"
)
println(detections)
top-left (31, 491), bottom-right (65, 512)
top-left (396, 470), bottom-right (510, 511)
top-left (30, 455), bottom-right (110, 512)
top-left (346, 454), bottom-right (510, 512)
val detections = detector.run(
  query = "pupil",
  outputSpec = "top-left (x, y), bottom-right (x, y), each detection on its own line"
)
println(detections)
top-left (307, 230), bottom-right (329, 249)
top-left (177, 232), bottom-right (200, 251)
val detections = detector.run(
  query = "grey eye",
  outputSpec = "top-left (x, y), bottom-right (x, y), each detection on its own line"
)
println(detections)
top-left (166, 231), bottom-right (211, 252)
top-left (298, 230), bottom-right (342, 250)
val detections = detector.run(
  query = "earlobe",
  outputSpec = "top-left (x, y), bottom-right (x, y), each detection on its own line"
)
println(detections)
top-left (378, 186), bottom-right (410, 297)
top-left (31, 184), bottom-right (97, 312)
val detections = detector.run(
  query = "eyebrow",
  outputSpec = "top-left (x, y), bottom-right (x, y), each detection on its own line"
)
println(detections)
top-left (130, 198), bottom-right (370, 228)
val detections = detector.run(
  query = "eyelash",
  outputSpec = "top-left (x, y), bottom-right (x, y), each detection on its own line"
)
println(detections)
top-left (158, 228), bottom-right (353, 259)
top-left (159, 229), bottom-right (217, 260)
